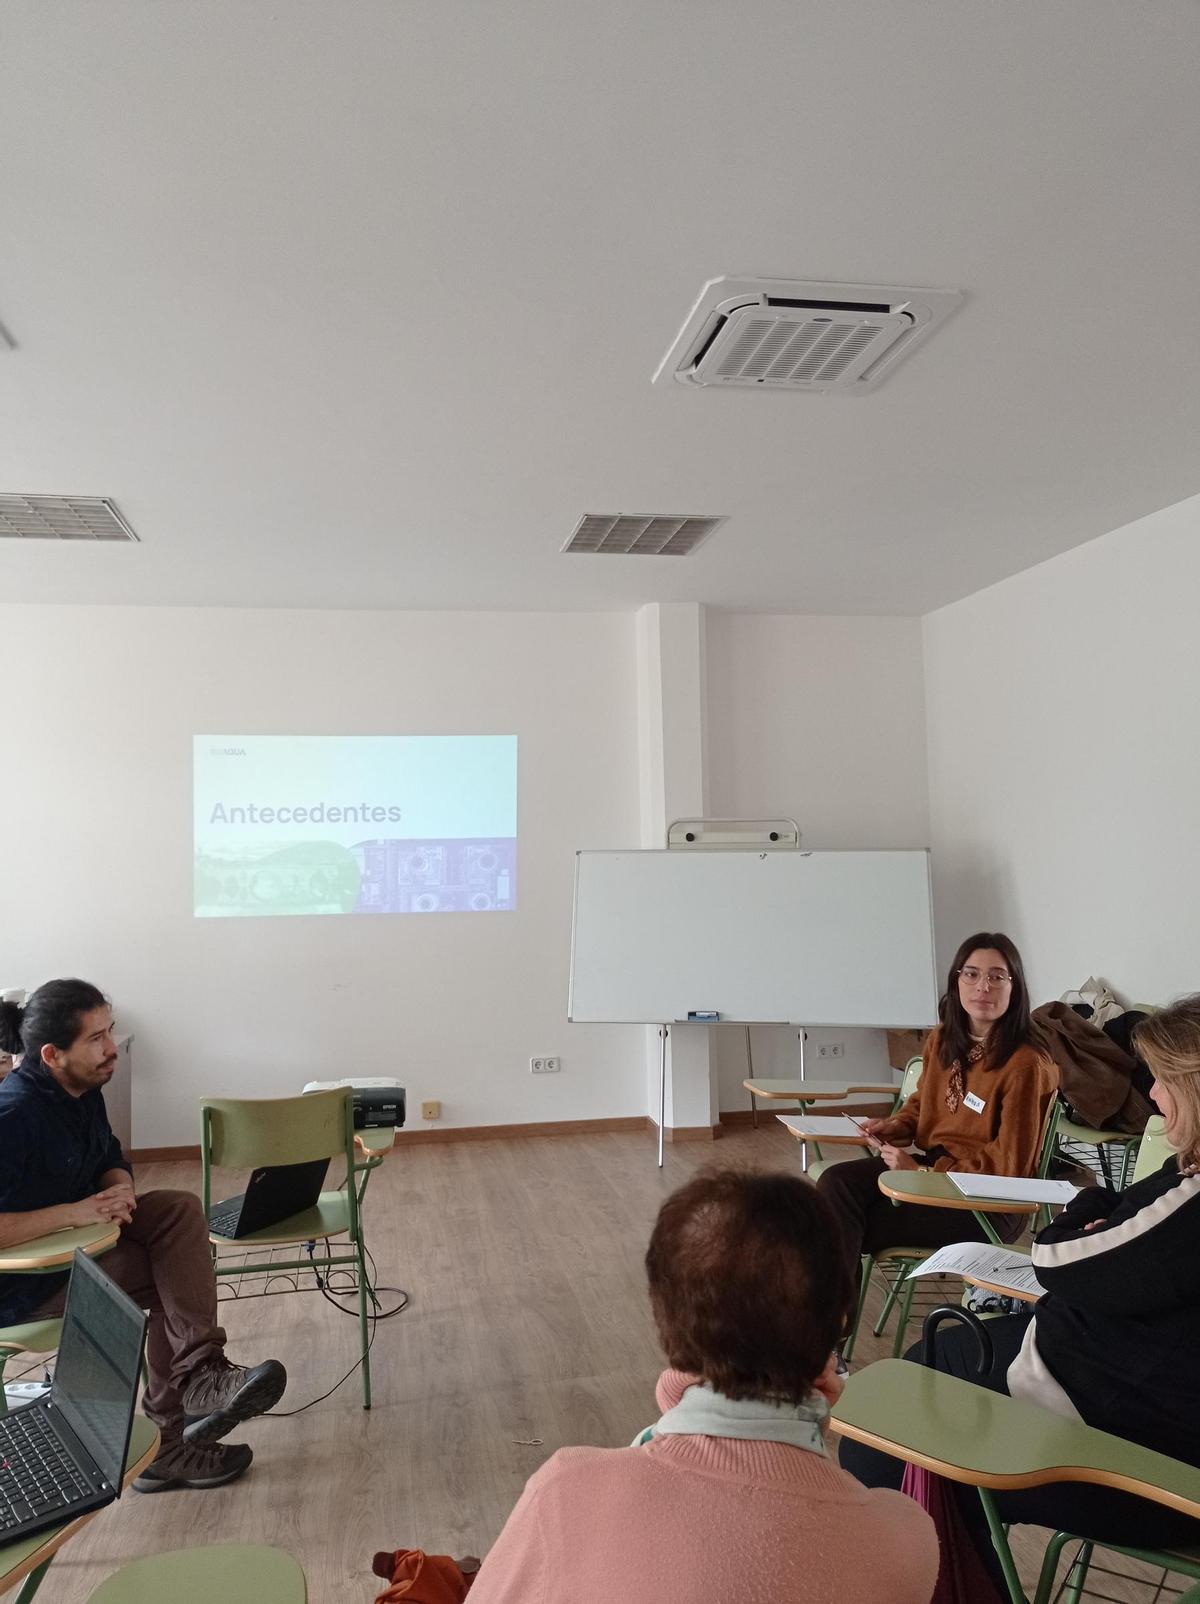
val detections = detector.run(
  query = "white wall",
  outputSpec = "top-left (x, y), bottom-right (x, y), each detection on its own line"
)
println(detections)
top-left (704, 612), bottom-right (931, 1106)
top-left (0, 606), bottom-right (643, 1146)
top-left (924, 491), bottom-right (1200, 1006)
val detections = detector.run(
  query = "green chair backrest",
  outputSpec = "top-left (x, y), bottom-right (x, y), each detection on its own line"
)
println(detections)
top-left (201, 1088), bottom-right (352, 1170)
top-left (1132, 1114), bottom-right (1175, 1185)
top-left (894, 1055), bottom-right (923, 1108)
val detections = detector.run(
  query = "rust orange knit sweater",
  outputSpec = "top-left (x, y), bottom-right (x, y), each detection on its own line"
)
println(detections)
top-left (891, 1027), bottom-right (1058, 1174)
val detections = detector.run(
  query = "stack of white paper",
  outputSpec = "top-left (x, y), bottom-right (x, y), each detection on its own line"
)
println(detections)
top-left (947, 1172), bottom-right (1079, 1205)
top-left (776, 1114), bottom-right (871, 1140)
top-left (905, 1242), bottom-right (1046, 1299)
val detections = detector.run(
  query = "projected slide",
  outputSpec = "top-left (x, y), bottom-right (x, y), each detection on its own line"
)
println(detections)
top-left (194, 735), bottom-right (517, 918)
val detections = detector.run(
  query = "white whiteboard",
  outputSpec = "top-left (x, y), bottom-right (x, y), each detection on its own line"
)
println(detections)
top-left (569, 850), bottom-right (937, 1026)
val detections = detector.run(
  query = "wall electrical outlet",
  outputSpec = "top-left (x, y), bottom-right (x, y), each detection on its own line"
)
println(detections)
top-left (817, 1042), bottom-right (845, 1060)
top-left (421, 1099), bottom-right (441, 1120)
top-left (530, 1056), bottom-right (561, 1073)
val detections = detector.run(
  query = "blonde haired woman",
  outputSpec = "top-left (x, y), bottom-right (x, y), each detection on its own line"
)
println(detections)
top-left (842, 992), bottom-right (1200, 1585)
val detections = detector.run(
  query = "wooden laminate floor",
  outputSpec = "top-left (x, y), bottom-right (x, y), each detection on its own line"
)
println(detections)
top-left (22, 1125), bottom-right (1178, 1602)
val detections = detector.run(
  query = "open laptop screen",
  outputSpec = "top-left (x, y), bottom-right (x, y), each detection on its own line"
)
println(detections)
top-left (51, 1250), bottom-right (147, 1488)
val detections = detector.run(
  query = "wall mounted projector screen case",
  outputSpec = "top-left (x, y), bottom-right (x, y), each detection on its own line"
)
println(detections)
top-left (194, 735), bottom-right (517, 917)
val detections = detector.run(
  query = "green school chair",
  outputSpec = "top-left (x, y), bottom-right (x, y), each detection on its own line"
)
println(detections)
top-left (0, 1320), bottom-right (61, 1415)
top-left (201, 1088), bottom-right (374, 1407)
top-left (833, 1359), bottom-right (1200, 1604)
top-left (1130, 1113), bottom-right (1173, 1183)
top-left (88, 1544), bottom-right (306, 1602)
top-left (0, 1221), bottom-right (120, 1415)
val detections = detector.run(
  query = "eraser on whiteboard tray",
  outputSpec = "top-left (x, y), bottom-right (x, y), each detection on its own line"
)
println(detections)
top-left (687, 1010), bottom-right (720, 1022)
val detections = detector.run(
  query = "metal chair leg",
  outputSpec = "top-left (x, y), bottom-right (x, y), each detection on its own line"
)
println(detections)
top-left (14, 1558), bottom-right (54, 1603)
top-left (1063, 1540), bottom-right (1093, 1604)
top-left (356, 1234), bottom-right (372, 1410)
top-left (891, 1272), bottom-right (919, 1357)
top-left (978, 1488), bottom-right (1029, 1604)
top-left (873, 1270), bottom-right (902, 1339)
top-left (842, 1255), bottom-right (873, 1364)
top-left (1032, 1531), bottom-right (1075, 1604)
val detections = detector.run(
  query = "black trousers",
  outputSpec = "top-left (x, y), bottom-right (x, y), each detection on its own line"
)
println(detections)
top-left (817, 1154), bottom-right (1023, 1286)
top-left (839, 1316), bottom-right (1200, 1591)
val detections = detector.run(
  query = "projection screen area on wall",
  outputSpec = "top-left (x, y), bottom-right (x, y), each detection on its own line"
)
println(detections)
top-left (193, 735), bottom-right (517, 918)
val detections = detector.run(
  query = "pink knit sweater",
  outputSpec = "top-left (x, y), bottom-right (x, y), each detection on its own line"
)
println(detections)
top-left (468, 1372), bottom-right (938, 1604)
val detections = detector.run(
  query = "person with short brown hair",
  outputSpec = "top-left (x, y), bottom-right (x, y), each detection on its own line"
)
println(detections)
top-left (468, 1167), bottom-right (938, 1604)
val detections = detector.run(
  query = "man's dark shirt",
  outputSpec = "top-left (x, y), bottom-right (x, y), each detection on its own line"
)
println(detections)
top-left (0, 1059), bottom-right (131, 1323)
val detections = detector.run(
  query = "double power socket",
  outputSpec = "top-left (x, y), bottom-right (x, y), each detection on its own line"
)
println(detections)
top-left (530, 1056), bottom-right (561, 1074)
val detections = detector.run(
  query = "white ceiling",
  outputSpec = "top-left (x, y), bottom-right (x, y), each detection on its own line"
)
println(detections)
top-left (1, 1), bottom-right (1198, 615)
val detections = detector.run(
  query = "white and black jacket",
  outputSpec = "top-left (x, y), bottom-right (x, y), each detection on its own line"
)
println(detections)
top-left (1007, 1156), bottom-right (1200, 1465)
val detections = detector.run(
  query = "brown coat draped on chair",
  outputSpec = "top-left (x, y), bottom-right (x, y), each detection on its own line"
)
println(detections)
top-left (1032, 1002), bottom-right (1154, 1133)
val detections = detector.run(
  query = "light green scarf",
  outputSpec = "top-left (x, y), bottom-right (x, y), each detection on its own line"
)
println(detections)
top-left (633, 1379), bottom-right (829, 1457)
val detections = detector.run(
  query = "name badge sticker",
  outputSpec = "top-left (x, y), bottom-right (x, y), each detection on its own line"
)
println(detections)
top-left (963, 1091), bottom-right (986, 1114)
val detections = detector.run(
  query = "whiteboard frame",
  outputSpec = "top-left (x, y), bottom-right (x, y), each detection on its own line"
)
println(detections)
top-left (568, 848), bottom-right (938, 1027)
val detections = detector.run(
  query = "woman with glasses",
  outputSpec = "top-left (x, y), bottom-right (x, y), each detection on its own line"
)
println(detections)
top-left (817, 931), bottom-right (1057, 1284)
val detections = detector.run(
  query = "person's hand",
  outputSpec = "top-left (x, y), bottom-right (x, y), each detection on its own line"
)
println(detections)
top-left (878, 1144), bottom-right (918, 1172)
top-left (861, 1117), bottom-right (898, 1141)
top-left (66, 1186), bottom-right (136, 1229)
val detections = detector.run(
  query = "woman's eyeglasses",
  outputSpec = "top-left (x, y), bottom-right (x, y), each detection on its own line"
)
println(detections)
top-left (959, 967), bottom-right (1011, 987)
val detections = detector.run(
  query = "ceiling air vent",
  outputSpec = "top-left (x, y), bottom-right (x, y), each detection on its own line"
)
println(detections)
top-left (0, 495), bottom-right (139, 541)
top-left (563, 513), bottom-right (726, 557)
top-left (653, 277), bottom-right (961, 393)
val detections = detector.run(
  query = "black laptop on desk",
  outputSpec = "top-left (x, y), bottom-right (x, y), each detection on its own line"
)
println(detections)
top-left (207, 1157), bottom-right (331, 1239)
top-left (0, 1249), bottom-right (147, 1546)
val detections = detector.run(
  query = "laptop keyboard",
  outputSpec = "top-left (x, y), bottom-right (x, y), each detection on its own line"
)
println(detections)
top-left (0, 1407), bottom-right (94, 1532)
top-left (208, 1208), bottom-right (241, 1237)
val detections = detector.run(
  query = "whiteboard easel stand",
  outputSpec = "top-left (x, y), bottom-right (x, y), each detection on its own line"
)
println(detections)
top-left (658, 1027), bottom-right (668, 1167)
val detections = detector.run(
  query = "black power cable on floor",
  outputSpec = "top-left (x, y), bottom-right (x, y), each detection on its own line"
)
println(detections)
top-left (262, 1237), bottom-right (409, 1419)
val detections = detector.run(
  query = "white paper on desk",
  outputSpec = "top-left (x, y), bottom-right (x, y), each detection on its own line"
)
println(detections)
top-left (947, 1172), bottom-right (1079, 1205)
top-left (776, 1114), bottom-right (871, 1139)
top-left (904, 1242), bottom-right (1046, 1299)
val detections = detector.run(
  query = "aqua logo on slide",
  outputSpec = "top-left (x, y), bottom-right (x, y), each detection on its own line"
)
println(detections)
top-left (193, 735), bottom-right (517, 918)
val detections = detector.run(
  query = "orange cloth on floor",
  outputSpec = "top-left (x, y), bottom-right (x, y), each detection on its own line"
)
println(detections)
top-left (374, 1550), bottom-right (473, 1603)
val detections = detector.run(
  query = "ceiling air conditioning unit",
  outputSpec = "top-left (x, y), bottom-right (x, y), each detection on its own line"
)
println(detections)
top-left (653, 276), bottom-right (961, 394)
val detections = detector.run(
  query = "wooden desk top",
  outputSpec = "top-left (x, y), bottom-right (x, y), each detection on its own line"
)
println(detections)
top-left (778, 1116), bottom-right (874, 1148)
top-left (0, 1414), bottom-right (159, 1595)
top-left (961, 1255), bottom-right (1041, 1305)
top-left (0, 1221), bottom-right (120, 1273)
top-left (743, 1078), bottom-right (896, 1100)
top-left (833, 1360), bottom-right (1200, 1515)
top-left (876, 1169), bottom-right (1039, 1216)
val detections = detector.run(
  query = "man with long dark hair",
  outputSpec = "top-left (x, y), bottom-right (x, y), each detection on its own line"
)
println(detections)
top-left (0, 979), bottom-right (286, 1492)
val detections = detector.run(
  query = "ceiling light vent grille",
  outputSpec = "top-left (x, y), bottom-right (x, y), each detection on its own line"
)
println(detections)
top-left (0, 495), bottom-right (139, 542)
top-left (654, 277), bottom-right (961, 393)
top-left (563, 513), bottom-right (726, 557)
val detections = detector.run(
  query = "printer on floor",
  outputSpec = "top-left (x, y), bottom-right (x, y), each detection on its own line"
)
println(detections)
top-left (302, 1076), bottom-right (406, 1130)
